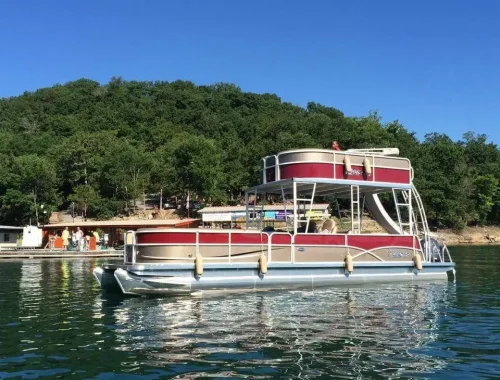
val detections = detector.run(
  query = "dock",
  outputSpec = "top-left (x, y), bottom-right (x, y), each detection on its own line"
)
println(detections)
top-left (0, 249), bottom-right (123, 259)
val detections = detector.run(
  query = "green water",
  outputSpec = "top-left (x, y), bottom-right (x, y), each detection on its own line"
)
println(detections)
top-left (0, 246), bottom-right (499, 379)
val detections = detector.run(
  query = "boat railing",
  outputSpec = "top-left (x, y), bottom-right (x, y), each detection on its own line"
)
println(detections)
top-left (419, 232), bottom-right (453, 263)
top-left (130, 229), bottom-right (281, 265)
top-left (126, 229), bottom-right (426, 265)
top-left (442, 244), bottom-right (453, 262)
top-left (262, 149), bottom-right (412, 184)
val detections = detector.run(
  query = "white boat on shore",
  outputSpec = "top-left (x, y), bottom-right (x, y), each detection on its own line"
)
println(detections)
top-left (94, 147), bottom-right (455, 296)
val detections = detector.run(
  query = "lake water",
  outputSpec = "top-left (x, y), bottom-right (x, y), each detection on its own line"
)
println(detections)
top-left (0, 246), bottom-right (499, 379)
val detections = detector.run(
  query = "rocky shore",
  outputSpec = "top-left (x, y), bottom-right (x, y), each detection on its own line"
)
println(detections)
top-left (341, 218), bottom-right (500, 246)
top-left (434, 226), bottom-right (500, 245)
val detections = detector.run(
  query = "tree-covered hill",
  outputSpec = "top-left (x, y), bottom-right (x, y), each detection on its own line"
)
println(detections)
top-left (0, 77), bottom-right (499, 228)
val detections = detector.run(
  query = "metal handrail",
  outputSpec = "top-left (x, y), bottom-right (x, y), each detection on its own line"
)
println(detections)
top-left (441, 243), bottom-right (453, 263)
top-left (131, 229), bottom-right (280, 265)
top-left (411, 185), bottom-right (432, 261)
top-left (128, 229), bottom-right (433, 266)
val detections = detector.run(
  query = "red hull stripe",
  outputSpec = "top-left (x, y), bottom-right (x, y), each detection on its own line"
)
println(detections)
top-left (231, 233), bottom-right (268, 245)
top-left (199, 233), bottom-right (229, 244)
top-left (334, 164), bottom-right (345, 179)
top-left (279, 163), bottom-right (409, 184)
top-left (414, 237), bottom-right (422, 251)
top-left (280, 163), bottom-right (333, 180)
top-left (294, 235), bottom-right (345, 245)
top-left (136, 232), bottom-right (419, 251)
top-left (347, 236), bottom-right (414, 250)
top-left (271, 234), bottom-right (292, 245)
top-left (136, 232), bottom-right (196, 244)
top-left (374, 168), bottom-right (410, 184)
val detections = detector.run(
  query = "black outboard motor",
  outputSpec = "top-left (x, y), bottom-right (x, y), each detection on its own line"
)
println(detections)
top-left (420, 238), bottom-right (442, 262)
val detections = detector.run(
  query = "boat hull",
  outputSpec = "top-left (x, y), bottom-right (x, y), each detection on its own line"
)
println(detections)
top-left (93, 264), bottom-right (122, 292)
top-left (106, 262), bottom-right (455, 296)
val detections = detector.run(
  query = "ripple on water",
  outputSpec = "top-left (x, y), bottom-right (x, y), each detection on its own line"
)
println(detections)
top-left (0, 251), bottom-right (499, 378)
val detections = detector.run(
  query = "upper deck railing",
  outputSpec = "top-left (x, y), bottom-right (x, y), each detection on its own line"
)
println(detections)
top-left (262, 149), bottom-right (413, 186)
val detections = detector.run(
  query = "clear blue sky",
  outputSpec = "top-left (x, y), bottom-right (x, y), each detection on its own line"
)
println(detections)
top-left (1, 0), bottom-right (499, 143)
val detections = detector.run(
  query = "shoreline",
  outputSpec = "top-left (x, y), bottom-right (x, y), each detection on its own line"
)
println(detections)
top-left (1, 225), bottom-right (498, 260)
top-left (446, 242), bottom-right (500, 247)
top-left (434, 226), bottom-right (500, 246)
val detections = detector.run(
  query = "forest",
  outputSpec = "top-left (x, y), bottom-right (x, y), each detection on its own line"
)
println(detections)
top-left (0, 78), bottom-right (499, 229)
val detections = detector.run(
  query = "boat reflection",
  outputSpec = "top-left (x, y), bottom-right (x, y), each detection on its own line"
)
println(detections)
top-left (96, 282), bottom-right (456, 378)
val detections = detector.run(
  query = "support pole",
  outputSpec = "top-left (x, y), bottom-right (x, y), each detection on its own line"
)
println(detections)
top-left (293, 182), bottom-right (298, 234)
top-left (281, 184), bottom-right (289, 233)
top-left (261, 192), bottom-right (266, 230)
top-left (360, 194), bottom-right (365, 232)
top-left (245, 191), bottom-right (249, 229)
top-left (408, 189), bottom-right (413, 235)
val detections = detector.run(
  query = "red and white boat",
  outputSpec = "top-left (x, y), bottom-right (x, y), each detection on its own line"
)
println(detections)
top-left (94, 148), bottom-right (455, 295)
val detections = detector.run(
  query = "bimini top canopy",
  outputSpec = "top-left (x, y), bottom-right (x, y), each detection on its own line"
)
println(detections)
top-left (246, 177), bottom-right (412, 198)
top-left (261, 148), bottom-right (413, 190)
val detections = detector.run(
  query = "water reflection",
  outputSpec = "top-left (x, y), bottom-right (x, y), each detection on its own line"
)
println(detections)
top-left (19, 261), bottom-right (43, 322)
top-left (97, 282), bottom-right (456, 378)
top-left (3, 253), bottom-right (499, 379)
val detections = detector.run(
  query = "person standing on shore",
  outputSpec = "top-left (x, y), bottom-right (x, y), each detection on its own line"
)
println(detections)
top-left (75, 227), bottom-right (83, 252)
top-left (85, 232), bottom-right (91, 251)
top-left (92, 230), bottom-right (100, 250)
top-left (49, 233), bottom-right (56, 249)
top-left (62, 227), bottom-right (70, 251)
top-left (71, 230), bottom-right (77, 251)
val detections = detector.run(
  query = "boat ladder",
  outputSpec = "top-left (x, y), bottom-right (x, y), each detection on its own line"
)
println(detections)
top-left (351, 185), bottom-right (361, 233)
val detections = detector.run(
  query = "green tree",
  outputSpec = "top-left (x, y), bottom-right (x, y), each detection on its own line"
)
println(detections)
top-left (150, 145), bottom-right (177, 202)
top-left (68, 184), bottom-right (100, 220)
top-left (0, 77), bottom-right (499, 229)
top-left (13, 155), bottom-right (60, 224)
top-left (0, 190), bottom-right (34, 225)
top-left (102, 143), bottom-right (153, 213)
top-left (170, 134), bottom-right (225, 202)
top-left (472, 175), bottom-right (498, 225)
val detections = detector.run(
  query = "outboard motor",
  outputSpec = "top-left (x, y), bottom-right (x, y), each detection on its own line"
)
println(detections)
top-left (420, 238), bottom-right (442, 262)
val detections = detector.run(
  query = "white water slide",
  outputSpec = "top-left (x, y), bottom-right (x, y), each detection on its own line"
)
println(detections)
top-left (364, 193), bottom-right (402, 234)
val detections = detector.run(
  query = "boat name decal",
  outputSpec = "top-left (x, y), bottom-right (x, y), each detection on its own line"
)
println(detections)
top-left (388, 250), bottom-right (410, 258)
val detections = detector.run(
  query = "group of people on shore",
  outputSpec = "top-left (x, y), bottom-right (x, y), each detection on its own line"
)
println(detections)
top-left (54, 227), bottom-right (102, 251)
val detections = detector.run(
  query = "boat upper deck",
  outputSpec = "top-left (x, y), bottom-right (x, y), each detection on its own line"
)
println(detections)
top-left (261, 149), bottom-right (412, 189)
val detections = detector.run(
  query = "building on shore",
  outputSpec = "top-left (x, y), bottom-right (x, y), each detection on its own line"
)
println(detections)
top-left (0, 225), bottom-right (23, 250)
top-left (0, 225), bottom-right (43, 250)
top-left (42, 219), bottom-right (199, 250)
